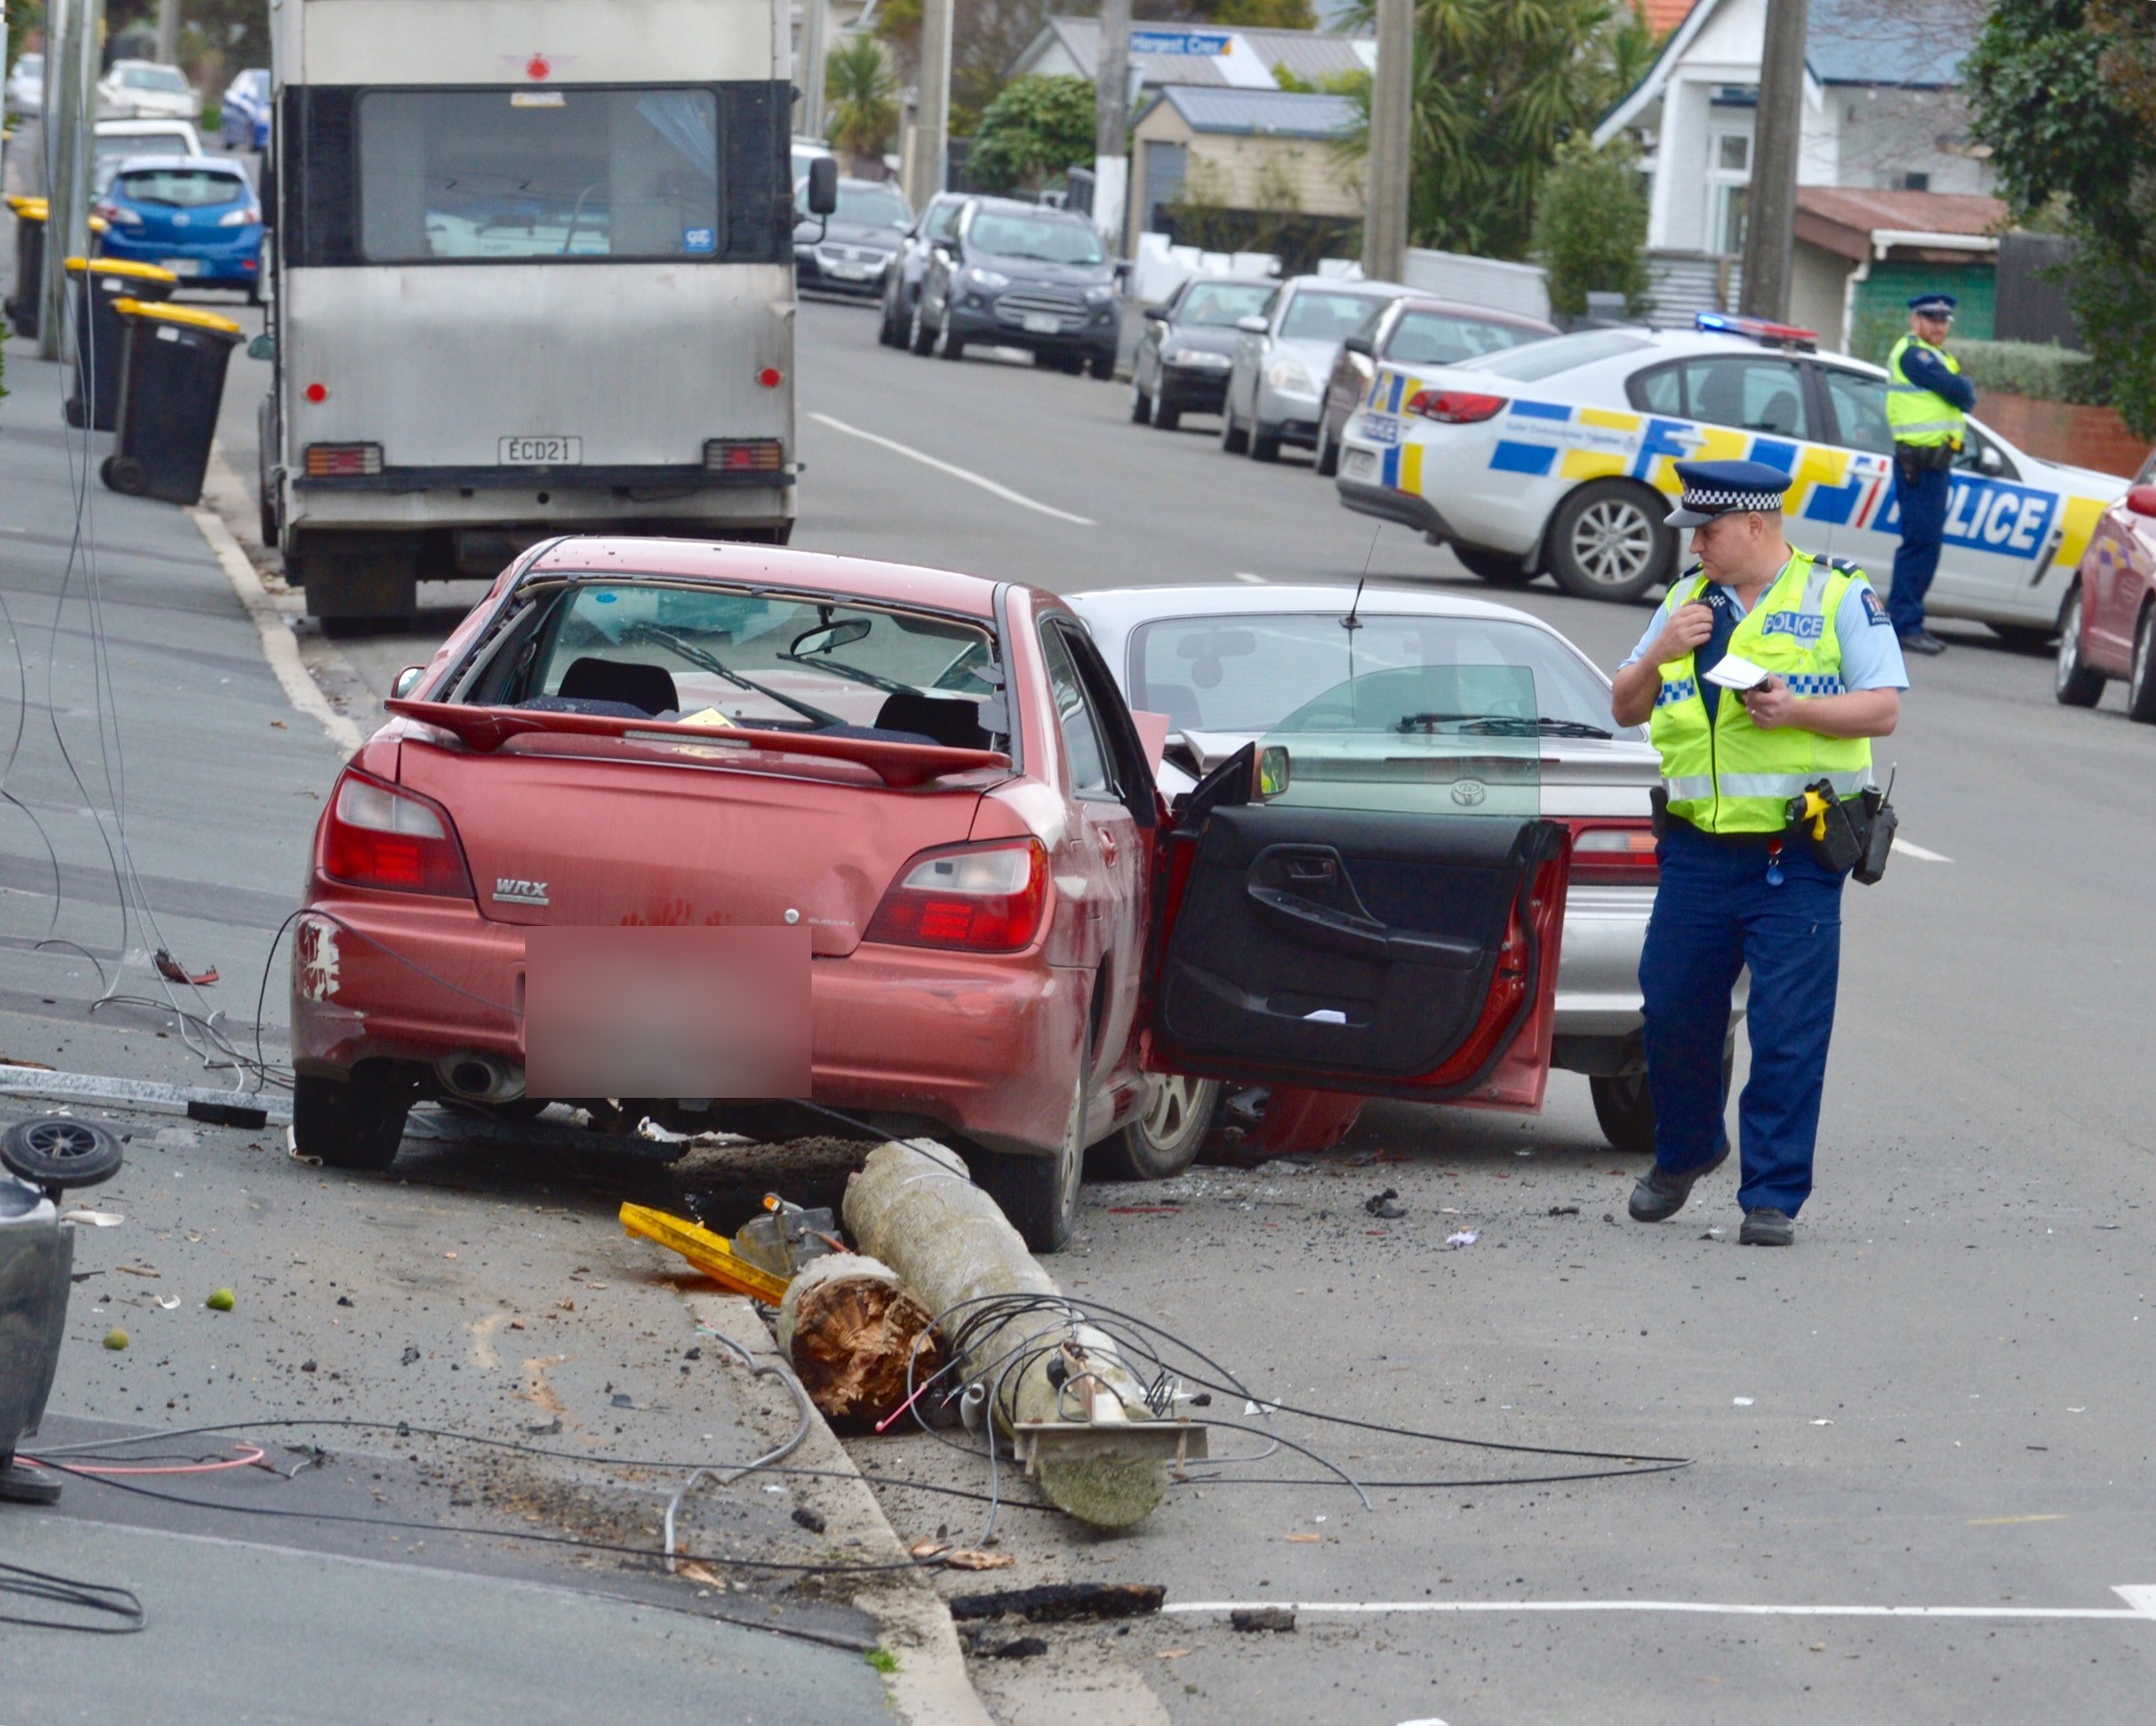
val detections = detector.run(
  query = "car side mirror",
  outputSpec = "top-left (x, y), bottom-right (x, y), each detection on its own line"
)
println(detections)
top-left (1235, 314), bottom-right (1269, 335)
top-left (1976, 442), bottom-right (2006, 476)
top-left (1141, 305), bottom-right (1168, 323)
top-left (246, 332), bottom-right (274, 362)
top-left (391, 664), bottom-right (427, 698)
top-left (806, 157), bottom-right (838, 217)
top-left (1341, 333), bottom-right (1374, 359)
top-left (2127, 484), bottom-right (2156, 519)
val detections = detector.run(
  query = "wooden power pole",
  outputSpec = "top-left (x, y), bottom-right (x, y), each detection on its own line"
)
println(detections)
top-left (1091, 0), bottom-right (1131, 255)
top-left (1363, 0), bottom-right (1412, 284)
top-left (40, 0), bottom-right (101, 363)
top-left (906, 0), bottom-right (953, 209)
top-left (1740, 0), bottom-right (1807, 321)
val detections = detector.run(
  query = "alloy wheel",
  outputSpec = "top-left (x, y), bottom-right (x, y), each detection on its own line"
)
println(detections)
top-left (1567, 496), bottom-right (1658, 588)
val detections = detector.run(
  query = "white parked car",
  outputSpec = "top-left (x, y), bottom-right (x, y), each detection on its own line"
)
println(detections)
top-left (1067, 581), bottom-right (1725, 1157)
top-left (97, 59), bottom-right (201, 122)
top-left (1335, 313), bottom-right (2131, 637)
top-left (5, 53), bottom-right (42, 119)
top-left (1219, 275), bottom-right (1408, 463)
top-left (93, 117), bottom-right (206, 197)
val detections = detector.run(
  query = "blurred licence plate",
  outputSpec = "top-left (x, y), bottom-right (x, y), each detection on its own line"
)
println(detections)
top-left (1343, 448), bottom-right (1380, 481)
top-left (827, 262), bottom-right (867, 279)
top-left (1361, 413), bottom-right (1402, 446)
top-left (524, 927), bottom-right (811, 1098)
top-left (162, 258), bottom-right (201, 277)
top-left (1022, 312), bottom-right (1062, 334)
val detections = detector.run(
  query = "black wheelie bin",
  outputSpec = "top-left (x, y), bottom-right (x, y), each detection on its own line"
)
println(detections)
top-left (64, 258), bottom-right (179, 431)
top-left (4, 195), bottom-right (48, 340)
top-left (100, 298), bottom-right (244, 506)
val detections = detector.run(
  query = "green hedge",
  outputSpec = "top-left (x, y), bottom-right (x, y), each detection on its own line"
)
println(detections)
top-left (1948, 338), bottom-right (2108, 408)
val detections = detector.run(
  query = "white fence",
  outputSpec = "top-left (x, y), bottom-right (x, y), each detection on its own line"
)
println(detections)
top-left (1400, 248), bottom-right (1551, 322)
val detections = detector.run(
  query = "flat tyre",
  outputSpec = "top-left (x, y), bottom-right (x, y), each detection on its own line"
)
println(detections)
top-left (293, 1072), bottom-right (413, 1172)
top-left (1087, 1073), bottom-right (1218, 1183)
top-left (2055, 586), bottom-right (2105, 707)
top-left (978, 1031), bottom-right (1089, 1253)
top-left (1546, 481), bottom-right (1671, 602)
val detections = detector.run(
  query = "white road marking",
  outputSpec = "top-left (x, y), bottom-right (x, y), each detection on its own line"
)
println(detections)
top-left (1893, 837), bottom-right (1954, 863)
top-left (1233, 572), bottom-right (1268, 584)
top-left (1165, 1587), bottom-right (2156, 1622)
top-left (808, 412), bottom-right (1095, 526)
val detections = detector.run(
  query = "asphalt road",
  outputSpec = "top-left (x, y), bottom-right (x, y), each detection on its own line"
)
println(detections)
top-left (14, 277), bottom-right (2156, 1724)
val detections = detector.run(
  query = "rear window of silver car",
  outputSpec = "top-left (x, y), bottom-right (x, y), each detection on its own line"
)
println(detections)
top-left (1128, 612), bottom-right (1624, 737)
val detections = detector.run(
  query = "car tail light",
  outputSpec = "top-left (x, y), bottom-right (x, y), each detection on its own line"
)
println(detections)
top-left (1404, 389), bottom-right (1507, 424)
top-left (218, 205), bottom-right (261, 226)
top-left (321, 770), bottom-right (474, 898)
top-left (705, 438), bottom-right (785, 474)
top-left (1568, 820), bottom-right (1659, 886)
top-left (305, 443), bottom-right (384, 477)
top-left (866, 839), bottom-right (1049, 953)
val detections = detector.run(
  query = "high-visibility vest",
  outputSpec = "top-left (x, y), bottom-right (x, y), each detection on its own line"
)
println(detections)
top-left (1650, 551), bottom-right (1875, 835)
top-left (1885, 334), bottom-right (1967, 450)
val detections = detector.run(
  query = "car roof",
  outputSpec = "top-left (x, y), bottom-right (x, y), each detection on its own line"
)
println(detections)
top-left (95, 117), bottom-right (195, 134)
top-left (1473, 323), bottom-right (1891, 381)
top-left (522, 539), bottom-right (1004, 621)
top-left (966, 197), bottom-right (1088, 221)
top-left (1390, 295), bottom-right (1558, 334)
top-left (1281, 276), bottom-right (1408, 296)
top-left (1065, 580), bottom-right (1564, 633)
top-left (112, 154), bottom-right (245, 174)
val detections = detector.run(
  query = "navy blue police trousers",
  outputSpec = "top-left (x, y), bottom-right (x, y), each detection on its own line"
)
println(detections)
top-left (1638, 821), bottom-right (1844, 1217)
top-left (1888, 460), bottom-right (1949, 636)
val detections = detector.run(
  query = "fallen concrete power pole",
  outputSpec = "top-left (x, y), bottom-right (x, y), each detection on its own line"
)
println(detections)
top-left (843, 1141), bottom-right (1204, 1528)
top-left (775, 1252), bottom-right (945, 1428)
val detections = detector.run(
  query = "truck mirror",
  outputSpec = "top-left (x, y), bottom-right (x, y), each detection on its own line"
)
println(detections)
top-left (807, 158), bottom-right (838, 218)
top-left (247, 333), bottom-right (275, 363)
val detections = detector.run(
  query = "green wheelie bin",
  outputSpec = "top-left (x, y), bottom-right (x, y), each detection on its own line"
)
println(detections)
top-left (100, 299), bottom-right (244, 507)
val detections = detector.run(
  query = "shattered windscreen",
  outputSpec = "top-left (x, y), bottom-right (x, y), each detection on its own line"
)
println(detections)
top-left (1255, 663), bottom-right (1550, 816)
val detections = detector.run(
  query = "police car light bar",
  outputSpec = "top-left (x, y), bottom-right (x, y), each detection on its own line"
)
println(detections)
top-left (1695, 311), bottom-right (1818, 353)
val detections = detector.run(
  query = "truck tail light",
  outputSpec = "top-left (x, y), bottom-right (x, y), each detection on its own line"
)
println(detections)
top-left (705, 438), bottom-right (785, 473)
top-left (1568, 820), bottom-right (1659, 886)
top-left (866, 839), bottom-right (1049, 953)
top-left (321, 770), bottom-right (474, 898)
top-left (1404, 389), bottom-right (1507, 424)
top-left (305, 442), bottom-right (383, 477)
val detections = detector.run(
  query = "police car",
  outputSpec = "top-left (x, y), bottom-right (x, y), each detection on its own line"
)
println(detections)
top-left (1335, 314), bottom-right (2129, 634)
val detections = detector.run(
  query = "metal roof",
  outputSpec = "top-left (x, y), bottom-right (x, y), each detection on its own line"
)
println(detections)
top-left (1806, 0), bottom-right (1981, 89)
top-left (1146, 86), bottom-right (1360, 139)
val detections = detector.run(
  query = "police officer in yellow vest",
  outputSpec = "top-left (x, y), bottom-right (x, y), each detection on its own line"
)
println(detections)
top-left (1884, 292), bottom-right (1976, 656)
top-left (1610, 460), bottom-right (1907, 1246)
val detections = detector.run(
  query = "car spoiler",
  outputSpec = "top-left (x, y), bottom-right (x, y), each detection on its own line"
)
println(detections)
top-left (385, 700), bottom-right (1009, 789)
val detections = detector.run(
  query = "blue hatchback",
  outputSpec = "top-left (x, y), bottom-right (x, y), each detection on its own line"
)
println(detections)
top-left (95, 155), bottom-right (263, 297)
top-left (220, 68), bottom-right (270, 151)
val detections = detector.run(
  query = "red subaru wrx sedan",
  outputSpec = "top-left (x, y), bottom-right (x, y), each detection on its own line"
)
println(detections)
top-left (291, 538), bottom-right (1573, 1249)
top-left (2058, 451), bottom-right (2156, 720)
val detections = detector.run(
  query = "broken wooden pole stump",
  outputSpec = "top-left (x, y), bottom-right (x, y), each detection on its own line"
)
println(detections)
top-left (774, 1252), bottom-right (944, 1428)
top-left (843, 1140), bottom-right (1191, 1529)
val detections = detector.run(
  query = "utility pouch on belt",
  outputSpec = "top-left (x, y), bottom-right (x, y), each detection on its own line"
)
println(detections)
top-left (1852, 786), bottom-right (1896, 886)
top-left (1784, 780), bottom-right (1867, 876)
top-left (1648, 785), bottom-right (1669, 840)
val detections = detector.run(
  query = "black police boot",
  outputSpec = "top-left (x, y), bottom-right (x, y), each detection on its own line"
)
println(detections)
top-left (1627, 1146), bottom-right (1728, 1223)
top-left (1739, 1207), bottom-right (1795, 1247)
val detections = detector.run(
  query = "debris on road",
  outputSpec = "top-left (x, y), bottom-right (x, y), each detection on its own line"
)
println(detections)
top-left (971, 1634), bottom-right (1046, 1660)
top-left (1231, 1607), bottom-right (1297, 1633)
top-left (1446, 1231), bottom-right (1479, 1249)
top-left (206, 1287), bottom-right (235, 1311)
top-left (103, 1328), bottom-right (129, 1349)
top-left (947, 1583), bottom-right (1165, 1623)
top-left (941, 1549), bottom-right (1015, 1571)
top-left (734, 1192), bottom-right (845, 1276)
top-left (619, 1201), bottom-right (792, 1305)
top-left (1548, 1205), bottom-right (1580, 1217)
top-left (1364, 1189), bottom-right (1407, 1219)
top-left (775, 1252), bottom-right (944, 1427)
top-left (845, 1141), bottom-right (1205, 1529)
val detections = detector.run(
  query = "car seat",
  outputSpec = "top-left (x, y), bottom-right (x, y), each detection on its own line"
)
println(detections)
top-left (872, 691), bottom-right (990, 750)
top-left (554, 656), bottom-right (680, 717)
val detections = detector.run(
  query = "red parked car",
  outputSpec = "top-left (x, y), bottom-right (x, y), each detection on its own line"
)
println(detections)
top-left (2058, 451), bottom-right (2156, 719)
top-left (290, 539), bottom-right (1574, 1249)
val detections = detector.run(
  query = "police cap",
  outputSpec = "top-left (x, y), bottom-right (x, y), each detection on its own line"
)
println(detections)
top-left (1663, 458), bottom-right (1795, 529)
top-left (1908, 293), bottom-right (1957, 317)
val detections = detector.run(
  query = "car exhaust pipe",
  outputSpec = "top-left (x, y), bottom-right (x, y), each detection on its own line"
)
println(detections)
top-left (435, 1051), bottom-right (525, 1105)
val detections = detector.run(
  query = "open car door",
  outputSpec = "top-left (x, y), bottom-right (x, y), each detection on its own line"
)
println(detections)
top-left (1139, 664), bottom-right (1572, 1111)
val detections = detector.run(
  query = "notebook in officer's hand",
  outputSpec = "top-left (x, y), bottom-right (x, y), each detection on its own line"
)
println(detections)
top-left (1702, 652), bottom-right (1773, 692)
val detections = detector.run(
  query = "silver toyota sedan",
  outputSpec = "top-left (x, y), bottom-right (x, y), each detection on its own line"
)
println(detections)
top-left (1067, 581), bottom-right (1740, 1159)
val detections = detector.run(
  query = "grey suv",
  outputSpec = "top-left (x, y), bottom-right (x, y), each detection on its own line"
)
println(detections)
top-left (911, 199), bottom-right (1120, 377)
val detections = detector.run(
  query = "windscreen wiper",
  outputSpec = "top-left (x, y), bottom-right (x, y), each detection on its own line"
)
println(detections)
top-left (776, 648), bottom-right (914, 698)
top-left (1395, 711), bottom-right (1613, 739)
top-left (623, 622), bottom-right (847, 729)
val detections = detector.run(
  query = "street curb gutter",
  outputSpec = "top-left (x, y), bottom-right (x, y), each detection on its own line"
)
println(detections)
top-left (186, 495), bottom-right (364, 756)
top-left (687, 1291), bottom-right (997, 1726)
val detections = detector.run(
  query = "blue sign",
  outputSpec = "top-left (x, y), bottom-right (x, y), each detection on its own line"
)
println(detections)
top-left (683, 226), bottom-right (717, 255)
top-left (1130, 29), bottom-right (1233, 55)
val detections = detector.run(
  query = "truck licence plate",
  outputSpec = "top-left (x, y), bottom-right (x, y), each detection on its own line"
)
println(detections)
top-left (499, 435), bottom-right (582, 466)
top-left (1022, 312), bottom-right (1062, 334)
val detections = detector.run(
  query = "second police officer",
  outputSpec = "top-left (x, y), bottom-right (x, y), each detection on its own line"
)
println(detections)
top-left (1884, 291), bottom-right (1976, 657)
top-left (1608, 460), bottom-right (1907, 1247)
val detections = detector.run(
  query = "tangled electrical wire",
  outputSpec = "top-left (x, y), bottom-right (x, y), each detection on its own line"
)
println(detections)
top-left (0, 1559), bottom-right (146, 1634)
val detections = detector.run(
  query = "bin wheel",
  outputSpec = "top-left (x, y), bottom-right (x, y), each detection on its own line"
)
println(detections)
top-left (2, 1115), bottom-right (124, 1190)
top-left (102, 455), bottom-right (150, 496)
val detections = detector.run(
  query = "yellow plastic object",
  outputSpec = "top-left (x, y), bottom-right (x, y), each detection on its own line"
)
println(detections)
top-left (110, 297), bottom-right (243, 334)
top-left (5, 195), bottom-right (50, 221)
top-left (88, 213), bottom-right (109, 236)
top-left (65, 256), bottom-right (177, 283)
top-left (619, 1202), bottom-right (792, 1305)
top-left (1793, 788), bottom-right (1832, 842)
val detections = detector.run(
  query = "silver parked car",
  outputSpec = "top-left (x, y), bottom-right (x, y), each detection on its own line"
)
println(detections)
top-left (1067, 581), bottom-right (1741, 1156)
top-left (1219, 275), bottom-right (1409, 463)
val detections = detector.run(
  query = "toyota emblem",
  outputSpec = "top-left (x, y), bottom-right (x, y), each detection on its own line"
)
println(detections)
top-left (1450, 780), bottom-right (1488, 808)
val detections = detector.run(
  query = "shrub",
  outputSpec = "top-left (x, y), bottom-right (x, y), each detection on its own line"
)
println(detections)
top-left (1948, 338), bottom-right (2108, 407)
top-left (1532, 135), bottom-right (1649, 318)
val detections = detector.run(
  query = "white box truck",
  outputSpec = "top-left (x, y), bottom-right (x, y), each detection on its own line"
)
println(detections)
top-left (258, 0), bottom-right (826, 626)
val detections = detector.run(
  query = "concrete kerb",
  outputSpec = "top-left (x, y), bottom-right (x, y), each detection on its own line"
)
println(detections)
top-left (687, 1290), bottom-right (997, 1726)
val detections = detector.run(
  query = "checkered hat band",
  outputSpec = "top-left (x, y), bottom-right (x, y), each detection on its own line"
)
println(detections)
top-left (1681, 486), bottom-right (1785, 513)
